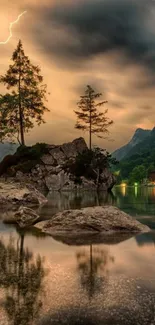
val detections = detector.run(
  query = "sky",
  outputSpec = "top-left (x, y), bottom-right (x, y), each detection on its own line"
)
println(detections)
top-left (1, 0), bottom-right (155, 152)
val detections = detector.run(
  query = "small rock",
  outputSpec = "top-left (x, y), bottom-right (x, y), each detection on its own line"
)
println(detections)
top-left (14, 206), bottom-right (40, 228)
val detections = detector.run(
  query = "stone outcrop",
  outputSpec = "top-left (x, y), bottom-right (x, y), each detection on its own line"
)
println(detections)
top-left (13, 206), bottom-right (40, 228)
top-left (36, 206), bottom-right (149, 235)
top-left (0, 181), bottom-right (47, 208)
top-left (0, 137), bottom-right (116, 192)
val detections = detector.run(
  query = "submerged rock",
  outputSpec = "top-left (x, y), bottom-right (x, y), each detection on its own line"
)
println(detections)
top-left (36, 206), bottom-right (149, 235)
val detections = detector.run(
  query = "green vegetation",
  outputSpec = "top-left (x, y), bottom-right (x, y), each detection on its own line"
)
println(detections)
top-left (0, 40), bottom-right (49, 145)
top-left (16, 143), bottom-right (48, 160)
top-left (75, 85), bottom-right (113, 149)
top-left (114, 150), bottom-right (155, 185)
top-left (64, 147), bottom-right (117, 186)
top-left (14, 143), bottom-right (48, 173)
top-left (0, 143), bottom-right (48, 176)
top-left (128, 165), bottom-right (147, 185)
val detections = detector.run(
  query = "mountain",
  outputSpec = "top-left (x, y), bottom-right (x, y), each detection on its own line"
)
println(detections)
top-left (0, 143), bottom-right (18, 162)
top-left (112, 128), bottom-right (151, 161)
top-left (124, 127), bottom-right (155, 159)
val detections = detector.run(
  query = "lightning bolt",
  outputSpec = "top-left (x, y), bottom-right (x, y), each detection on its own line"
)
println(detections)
top-left (0, 11), bottom-right (27, 45)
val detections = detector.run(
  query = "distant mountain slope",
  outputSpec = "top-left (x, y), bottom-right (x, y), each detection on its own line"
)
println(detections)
top-left (112, 128), bottom-right (151, 161)
top-left (124, 127), bottom-right (155, 159)
top-left (0, 143), bottom-right (18, 162)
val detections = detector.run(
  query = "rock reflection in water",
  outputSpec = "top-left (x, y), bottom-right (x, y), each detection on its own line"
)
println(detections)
top-left (76, 246), bottom-right (114, 300)
top-left (40, 191), bottom-right (116, 220)
top-left (0, 231), bottom-right (45, 325)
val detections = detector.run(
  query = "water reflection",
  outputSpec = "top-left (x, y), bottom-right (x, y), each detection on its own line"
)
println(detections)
top-left (1, 186), bottom-right (155, 325)
top-left (39, 187), bottom-right (155, 227)
top-left (0, 231), bottom-right (45, 325)
top-left (134, 185), bottom-right (138, 197)
top-left (40, 191), bottom-right (117, 220)
top-left (136, 231), bottom-right (155, 246)
top-left (113, 186), bottom-right (155, 221)
top-left (120, 184), bottom-right (126, 197)
top-left (76, 246), bottom-right (114, 300)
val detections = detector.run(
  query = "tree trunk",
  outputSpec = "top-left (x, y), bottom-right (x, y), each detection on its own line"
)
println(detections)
top-left (89, 104), bottom-right (92, 150)
top-left (89, 126), bottom-right (92, 150)
top-left (19, 105), bottom-right (25, 145)
top-left (18, 61), bottom-right (25, 146)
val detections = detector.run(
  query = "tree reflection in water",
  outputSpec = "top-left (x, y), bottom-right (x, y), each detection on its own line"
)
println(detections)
top-left (76, 245), bottom-right (114, 300)
top-left (0, 231), bottom-right (45, 325)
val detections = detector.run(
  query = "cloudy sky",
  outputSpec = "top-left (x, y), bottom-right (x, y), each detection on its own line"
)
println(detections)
top-left (0, 0), bottom-right (155, 152)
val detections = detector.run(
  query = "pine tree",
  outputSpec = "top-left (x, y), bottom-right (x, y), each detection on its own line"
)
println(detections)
top-left (0, 40), bottom-right (49, 145)
top-left (75, 85), bottom-right (113, 149)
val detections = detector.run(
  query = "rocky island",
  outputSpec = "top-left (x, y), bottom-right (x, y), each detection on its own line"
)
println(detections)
top-left (0, 137), bottom-right (116, 192)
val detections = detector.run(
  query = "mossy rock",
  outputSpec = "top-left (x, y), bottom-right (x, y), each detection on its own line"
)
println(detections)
top-left (16, 143), bottom-right (48, 161)
top-left (0, 143), bottom-right (49, 176)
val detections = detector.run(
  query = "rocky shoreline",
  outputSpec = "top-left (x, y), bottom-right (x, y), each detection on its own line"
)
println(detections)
top-left (0, 181), bottom-right (47, 208)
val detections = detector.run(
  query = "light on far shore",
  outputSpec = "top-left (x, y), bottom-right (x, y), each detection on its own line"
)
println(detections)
top-left (121, 183), bottom-right (127, 187)
top-left (134, 182), bottom-right (138, 186)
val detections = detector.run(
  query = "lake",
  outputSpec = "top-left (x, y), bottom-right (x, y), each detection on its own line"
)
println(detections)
top-left (0, 186), bottom-right (155, 325)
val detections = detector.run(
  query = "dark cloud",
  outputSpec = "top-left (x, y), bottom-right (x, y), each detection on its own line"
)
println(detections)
top-left (72, 76), bottom-right (107, 95)
top-left (36, 0), bottom-right (155, 72)
top-left (139, 105), bottom-right (153, 110)
top-left (123, 106), bottom-right (154, 124)
top-left (110, 100), bottom-right (126, 109)
top-left (132, 77), bottom-right (155, 91)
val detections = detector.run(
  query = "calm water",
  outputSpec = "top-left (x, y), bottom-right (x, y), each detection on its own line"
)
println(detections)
top-left (0, 187), bottom-right (155, 325)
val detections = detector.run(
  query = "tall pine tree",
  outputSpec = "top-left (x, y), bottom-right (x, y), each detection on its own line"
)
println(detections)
top-left (0, 40), bottom-right (49, 145)
top-left (75, 85), bottom-right (113, 149)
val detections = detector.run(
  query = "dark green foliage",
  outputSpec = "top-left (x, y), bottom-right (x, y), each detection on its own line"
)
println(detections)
top-left (115, 149), bottom-right (155, 184)
top-left (128, 165), bottom-right (147, 184)
top-left (12, 160), bottom-right (38, 174)
top-left (75, 85), bottom-right (113, 149)
top-left (0, 143), bottom-right (48, 175)
top-left (64, 147), bottom-right (116, 185)
top-left (16, 143), bottom-right (48, 160)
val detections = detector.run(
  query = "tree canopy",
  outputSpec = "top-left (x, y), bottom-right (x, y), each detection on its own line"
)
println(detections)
top-left (0, 40), bottom-right (49, 145)
top-left (75, 85), bottom-right (113, 149)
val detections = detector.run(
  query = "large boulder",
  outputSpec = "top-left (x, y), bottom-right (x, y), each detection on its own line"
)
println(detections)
top-left (36, 206), bottom-right (149, 235)
top-left (0, 181), bottom-right (47, 208)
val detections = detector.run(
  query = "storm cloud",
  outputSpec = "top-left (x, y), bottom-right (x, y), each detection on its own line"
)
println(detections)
top-left (37, 0), bottom-right (155, 72)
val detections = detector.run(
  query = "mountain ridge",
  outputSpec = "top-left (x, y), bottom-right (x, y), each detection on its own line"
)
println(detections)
top-left (112, 128), bottom-right (152, 161)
